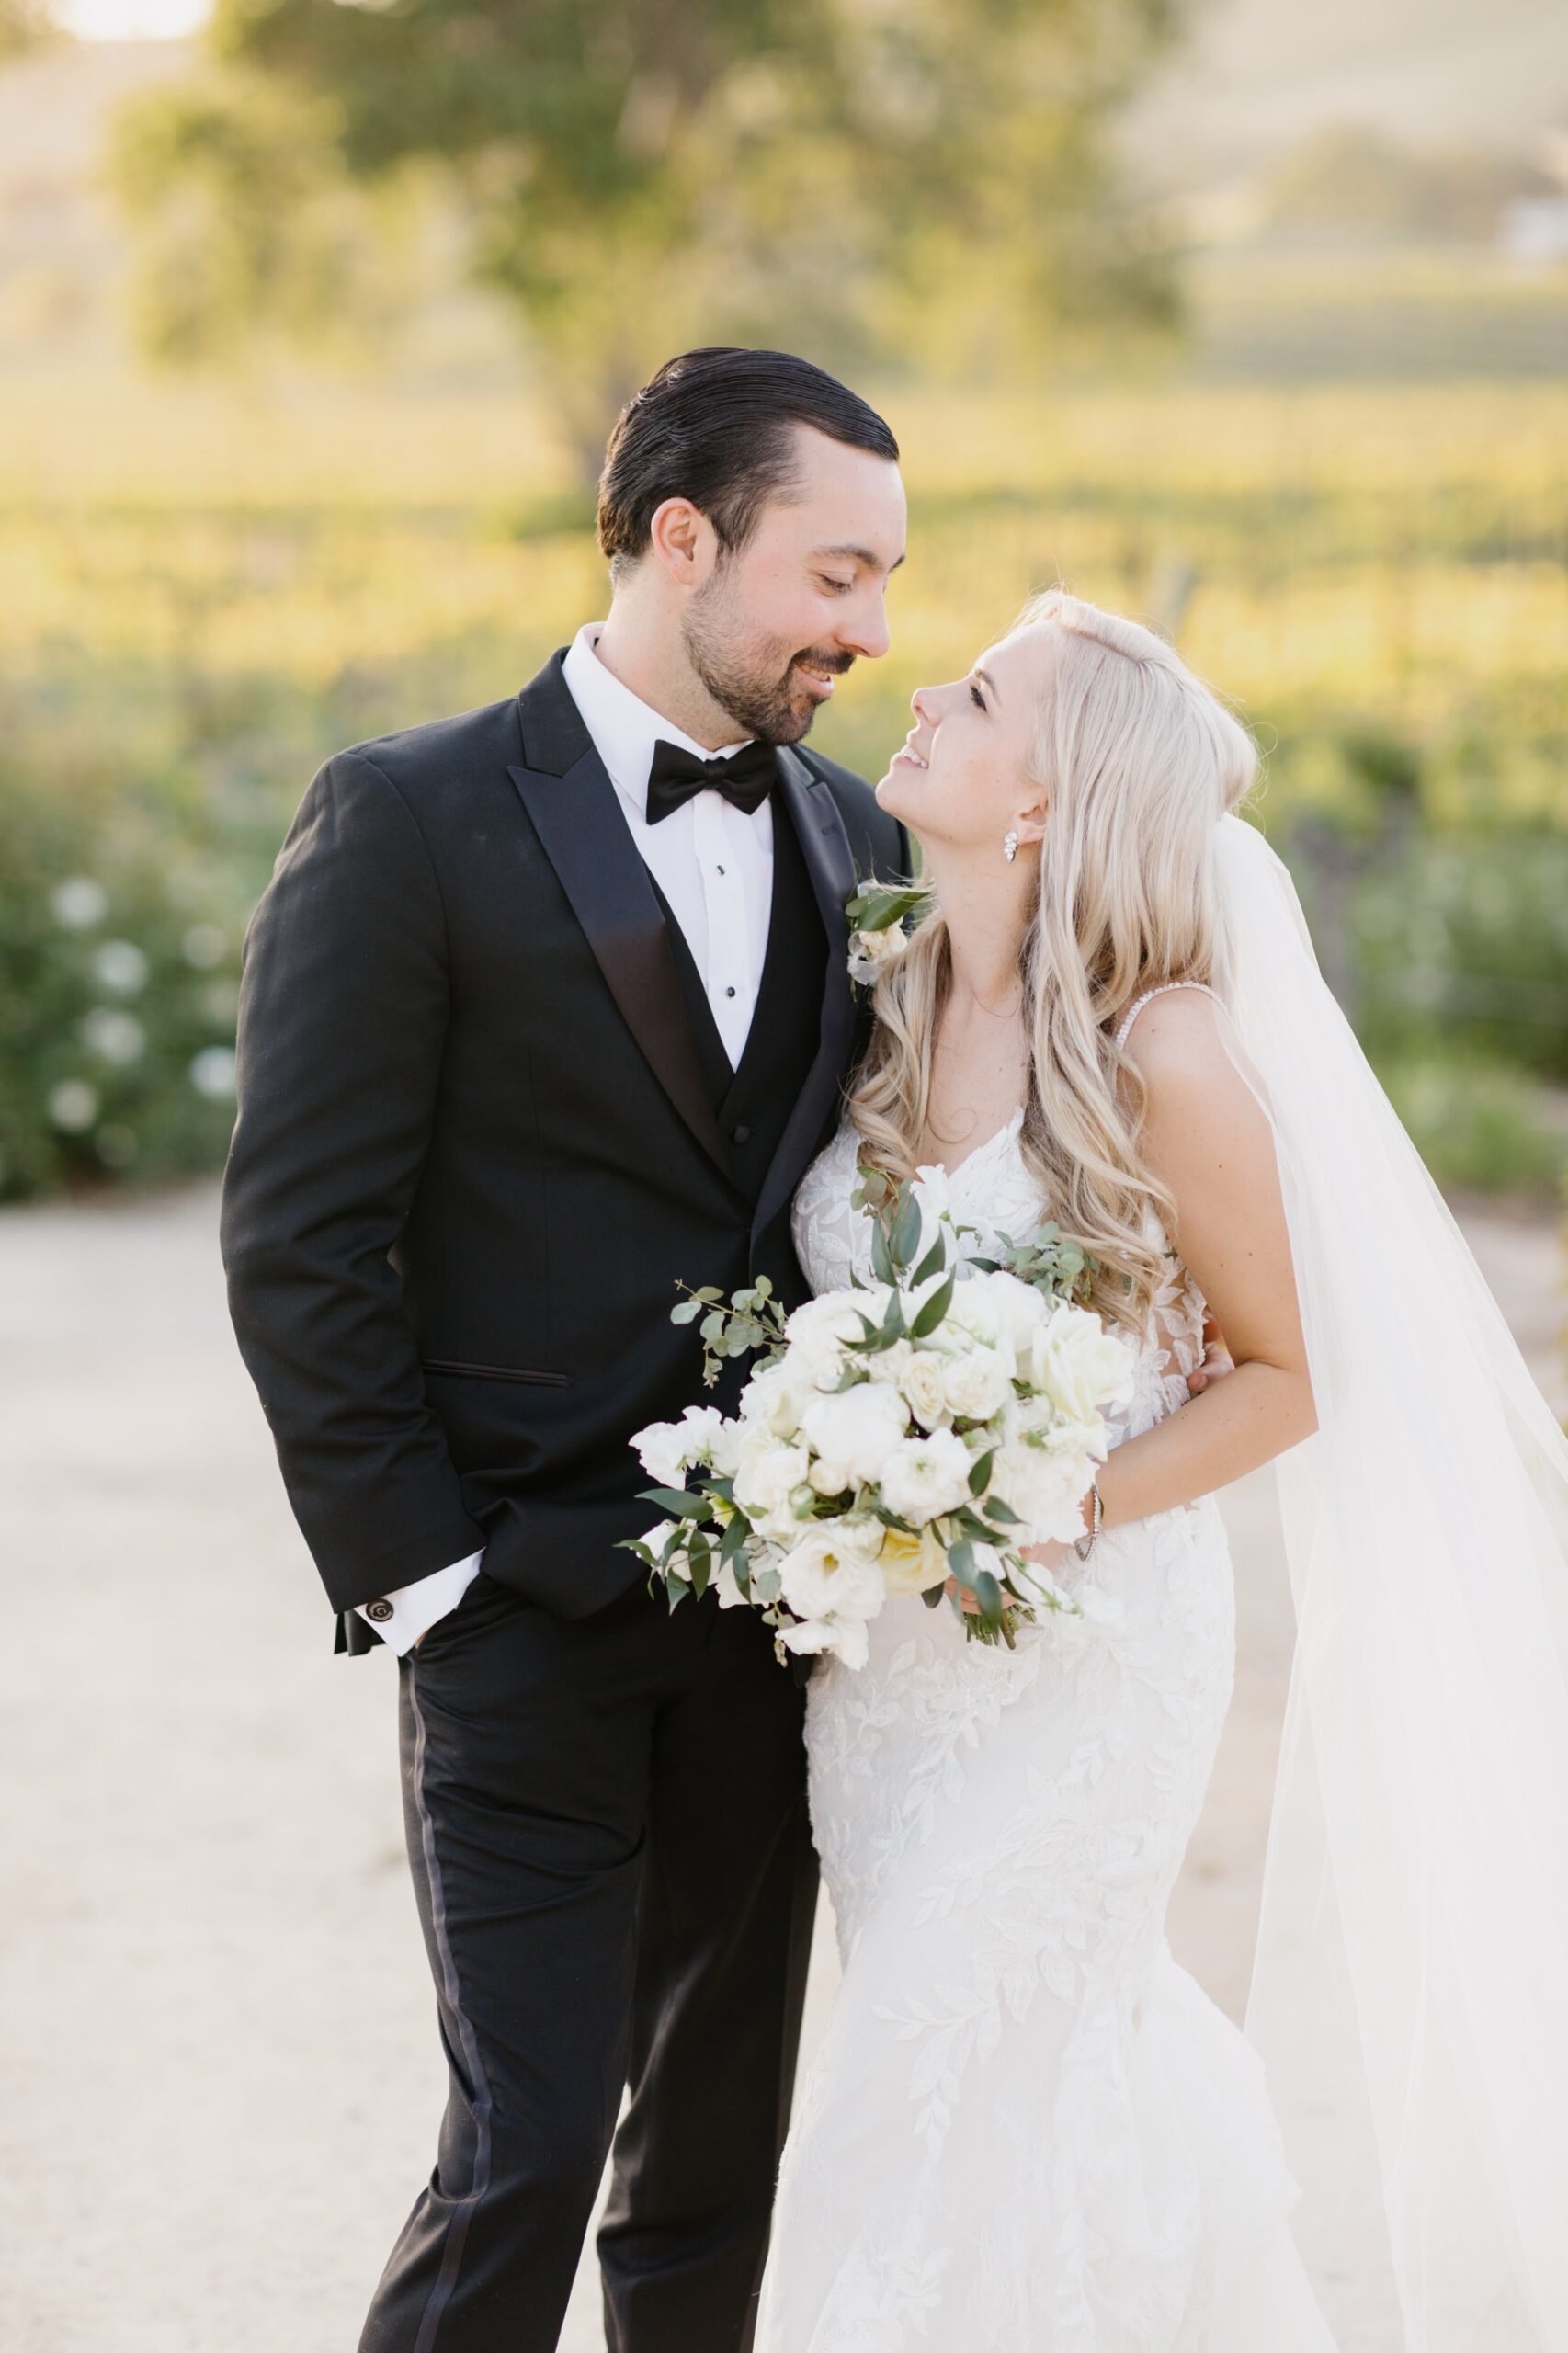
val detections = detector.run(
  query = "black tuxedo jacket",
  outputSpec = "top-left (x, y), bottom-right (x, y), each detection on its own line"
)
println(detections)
top-left (221, 651), bottom-right (906, 1643)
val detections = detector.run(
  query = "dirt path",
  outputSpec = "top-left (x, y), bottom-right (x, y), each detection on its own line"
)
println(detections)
top-left (0, 1185), bottom-right (1560, 2352)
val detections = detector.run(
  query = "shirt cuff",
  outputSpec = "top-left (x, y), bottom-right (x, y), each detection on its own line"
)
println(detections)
top-left (356, 1552), bottom-right (483, 1655)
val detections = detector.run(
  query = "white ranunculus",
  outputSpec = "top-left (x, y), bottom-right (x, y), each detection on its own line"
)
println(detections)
top-left (631, 1403), bottom-right (735, 1489)
top-left (877, 1427), bottom-right (974, 1525)
top-left (733, 1427), bottom-right (812, 1528)
top-left (939, 1346), bottom-right (1010, 1424)
top-left (1037, 1305), bottom-right (1135, 1423)
top-left (800, 1381), bottom-right (909, 1491)
top-left (778, 1526), bottom-right (887, 1626)
top-left (808, 1453), bottom-right (853, 1497)
top-left (898, 1347), bottom-right (950, 1430)
top-left (780, 1611), bottom-right (871, 1671)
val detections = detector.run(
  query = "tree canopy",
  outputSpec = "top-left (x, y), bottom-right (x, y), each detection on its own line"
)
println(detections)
top-left (115, 0), bottom-right (1182, 460)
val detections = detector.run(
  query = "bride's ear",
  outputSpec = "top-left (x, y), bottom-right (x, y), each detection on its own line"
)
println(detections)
top-left (1012, 799), bottom-right (1050, 851)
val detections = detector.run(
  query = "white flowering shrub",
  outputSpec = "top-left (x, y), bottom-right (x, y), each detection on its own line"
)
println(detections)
top-left (0, 780), bottom-right (255, 1199)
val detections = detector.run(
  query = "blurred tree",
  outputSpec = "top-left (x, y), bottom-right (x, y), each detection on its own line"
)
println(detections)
top-left (112, 0), bottom-right (1182, 471)
top-left (0, 0), bottom-right (58, 56)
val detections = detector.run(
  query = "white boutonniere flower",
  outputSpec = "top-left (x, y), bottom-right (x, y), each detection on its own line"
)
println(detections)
top-left (844, 878), bottom-right (935, 986)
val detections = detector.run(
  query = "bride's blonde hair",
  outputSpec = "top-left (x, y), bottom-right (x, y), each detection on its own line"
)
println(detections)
top-left (848, 589), bottom-right (1257, 1331)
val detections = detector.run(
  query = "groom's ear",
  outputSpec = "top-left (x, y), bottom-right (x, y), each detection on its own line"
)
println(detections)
top-left (646, 495), bottom-right (715, 588)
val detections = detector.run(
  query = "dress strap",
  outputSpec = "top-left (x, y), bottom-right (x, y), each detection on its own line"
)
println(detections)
top-left (1115, 980), bottom-right (1217, 1050)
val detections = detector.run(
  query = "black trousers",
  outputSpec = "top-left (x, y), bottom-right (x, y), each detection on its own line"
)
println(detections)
top-left (358, 1569), bottom-right (818, 2353)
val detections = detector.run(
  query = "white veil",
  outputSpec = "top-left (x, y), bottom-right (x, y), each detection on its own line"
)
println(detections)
top-left (1211, 814), bottom-right (1568, 2348)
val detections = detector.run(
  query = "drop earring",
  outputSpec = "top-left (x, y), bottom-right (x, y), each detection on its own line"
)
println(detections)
top-left (1003, 830), bottom-right (1018, 864)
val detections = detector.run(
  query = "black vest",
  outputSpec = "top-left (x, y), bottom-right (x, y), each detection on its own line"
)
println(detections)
top-left (649, 797), bottom-right (830, 1206)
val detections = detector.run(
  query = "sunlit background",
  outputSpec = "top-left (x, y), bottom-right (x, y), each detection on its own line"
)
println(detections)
top-left (3, 0), bottom-right (1565, 1212)
top-left (1, 6), bottom-right (1565, 2348)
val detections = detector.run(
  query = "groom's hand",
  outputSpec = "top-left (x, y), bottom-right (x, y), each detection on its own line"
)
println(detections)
top-left (1187, 1314), bottom-right (1233, 1395)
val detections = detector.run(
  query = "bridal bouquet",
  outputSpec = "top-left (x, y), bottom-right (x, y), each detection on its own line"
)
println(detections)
top-left (625, 1171), bottom-right (1133, 1666)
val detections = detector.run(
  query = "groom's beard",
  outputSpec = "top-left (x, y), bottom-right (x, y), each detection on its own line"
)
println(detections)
top-left (682, 587), bottom-right (855, 746)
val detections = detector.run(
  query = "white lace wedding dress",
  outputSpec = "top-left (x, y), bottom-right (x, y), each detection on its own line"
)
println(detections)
top-left (756, 993), bottom-right (1335, 2352)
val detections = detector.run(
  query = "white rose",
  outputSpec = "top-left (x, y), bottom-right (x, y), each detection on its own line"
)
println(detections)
top-left (942, 1292), bottom-right (999, 1353)
top-left (738, 1358), bottom-right (814, 1438)
top-left (1036, 1306), bottom-right (1135, 1423)
top-left (897, 1347), bottom-right (951, 1430)
top-left (939, 1346), bottom-right (1010, 1424)
top-left (800, 1381), bottom-right (909, 1491)
top-left (783, 1291), bottom-right (869, 1387)
top-left (993, 1438), bottom-right (1093, 1545)
top-left (847, 924), bottom-right (908, 985)
top-left (777, 1526), bottom-right (887, 1625)
top-left (711, 1558), bottom-right (750, 1609)
top-left (960, 1268), bottom-right (1049, 1361)
top-left (876, 1521), bottom-right (949, 1597)
top-left (877, 1427), bottom-right (974, 1524)
top-left (733, 1427), bottom-right (812, 1529)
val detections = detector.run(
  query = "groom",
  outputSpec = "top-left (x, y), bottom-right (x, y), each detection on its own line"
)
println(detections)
top-left (221, 347), bottom-right (908, 2352)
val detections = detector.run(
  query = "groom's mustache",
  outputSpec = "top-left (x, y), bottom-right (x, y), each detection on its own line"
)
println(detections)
top-left (790, 648), bottom-right (857, 677)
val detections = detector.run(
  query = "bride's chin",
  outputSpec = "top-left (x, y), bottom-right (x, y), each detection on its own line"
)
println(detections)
top-left (874, 768), bottom-right (915, 815)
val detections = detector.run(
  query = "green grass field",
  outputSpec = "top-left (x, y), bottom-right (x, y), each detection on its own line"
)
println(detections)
top-left (3, 366), bottom-right (1565, 1199)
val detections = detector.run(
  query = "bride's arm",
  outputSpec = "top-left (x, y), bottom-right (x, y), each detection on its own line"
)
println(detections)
top-left (1080, 989), bottom-right (1315, 1540)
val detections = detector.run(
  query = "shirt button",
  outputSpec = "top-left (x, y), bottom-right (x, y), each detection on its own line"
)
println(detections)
top-left (724, 985), bottom-right (737, 998)
top-left (366, 1598), bottom-right (394, 1622)
top-left (715, 864), bottom-right (727, 876)
top-left (733, 1123), bottom-right (752, 1145)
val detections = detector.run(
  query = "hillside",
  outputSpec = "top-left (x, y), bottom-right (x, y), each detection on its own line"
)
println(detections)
top-left (1125, 0), bottom-right (1568, 191)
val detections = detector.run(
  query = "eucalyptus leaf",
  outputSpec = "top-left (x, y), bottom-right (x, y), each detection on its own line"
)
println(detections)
top-left (638, 1484), bottom-right (710, 1518)
top-left (909, 1269), bottom-right (956, 1337)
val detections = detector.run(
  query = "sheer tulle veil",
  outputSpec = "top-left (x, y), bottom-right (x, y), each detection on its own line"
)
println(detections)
top-left (1211, 813), bottom-right (1568, 2347)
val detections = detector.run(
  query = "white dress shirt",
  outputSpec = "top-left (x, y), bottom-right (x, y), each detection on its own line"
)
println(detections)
top-left (358, 623), bottom-right (777, 1652)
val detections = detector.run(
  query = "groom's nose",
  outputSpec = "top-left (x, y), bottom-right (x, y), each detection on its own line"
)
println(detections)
top-left (838, 581), bottom-right (892, 663)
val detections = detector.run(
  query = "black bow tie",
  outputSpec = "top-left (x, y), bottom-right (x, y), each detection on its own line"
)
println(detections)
top-left (645, 737), bottom-right (778, 825)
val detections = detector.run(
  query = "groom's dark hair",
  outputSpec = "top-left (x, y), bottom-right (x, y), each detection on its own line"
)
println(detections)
top-left (597, 347), bottom-right (899, 577)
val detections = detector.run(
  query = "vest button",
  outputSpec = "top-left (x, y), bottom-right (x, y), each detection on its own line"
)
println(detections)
top-left (733, 1123), bottom-right (753, 1145)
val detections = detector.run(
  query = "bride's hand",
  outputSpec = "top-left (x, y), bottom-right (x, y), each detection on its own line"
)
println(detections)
top-left (1187, 1313), bottom-right (1234, 1394)
top-left (945, 1536), bottom-right (1073, 1613)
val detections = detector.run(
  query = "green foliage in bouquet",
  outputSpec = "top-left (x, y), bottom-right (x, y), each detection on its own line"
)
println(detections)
top-left (637, 1167), bottom-right (1115, 1650)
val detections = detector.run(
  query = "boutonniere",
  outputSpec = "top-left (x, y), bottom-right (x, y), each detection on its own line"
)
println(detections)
top-left (844, 876), bottom-right (934, 985)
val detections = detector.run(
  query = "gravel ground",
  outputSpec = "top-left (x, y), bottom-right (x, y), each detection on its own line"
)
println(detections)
top-left (1, 1183), bottom-right (1561, 2353)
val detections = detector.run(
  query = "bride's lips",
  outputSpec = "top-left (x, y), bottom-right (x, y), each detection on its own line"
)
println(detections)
top-left (890, 734), bottom-right (930, 775)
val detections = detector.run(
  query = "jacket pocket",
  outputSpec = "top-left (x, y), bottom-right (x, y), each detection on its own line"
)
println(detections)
top-left (420, 1358), bottom-right (571, 1387)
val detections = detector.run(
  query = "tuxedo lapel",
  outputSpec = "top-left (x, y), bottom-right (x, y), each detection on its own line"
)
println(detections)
top-left (506, 656), bottom-right (733, 1179)
top-left (750, 749), bottom-right (858, 1241)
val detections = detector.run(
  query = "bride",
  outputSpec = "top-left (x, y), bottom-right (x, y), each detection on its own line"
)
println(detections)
top-left (756, 591), bottom-right (1568, 2350)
